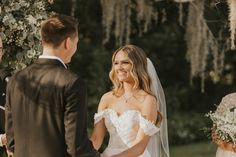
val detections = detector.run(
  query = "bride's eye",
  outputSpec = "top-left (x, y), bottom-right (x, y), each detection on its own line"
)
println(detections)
top-left (113, 62), bottom-right (118, 65)
top-left (123, 61), bottom-right (130, 64)
top-left (122, 61), bottom-right (131, 65)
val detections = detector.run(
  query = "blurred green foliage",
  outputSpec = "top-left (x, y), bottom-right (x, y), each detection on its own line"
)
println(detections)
top-left (3, 0), bottom-right (236, 146)
top-left (170, 141), bottom-right (217, 157)
top-left (51, 0), bottom-right (236, 145)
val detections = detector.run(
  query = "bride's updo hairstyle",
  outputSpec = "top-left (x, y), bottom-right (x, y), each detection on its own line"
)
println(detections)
top-left (109, 44), bottom-right (153, 97)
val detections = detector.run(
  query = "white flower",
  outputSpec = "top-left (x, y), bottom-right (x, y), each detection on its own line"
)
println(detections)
top-left (27, 15), bottom-right (37, 25)
top-left (0, 0), bottom-right (51, 71)
top-left (207, 107), bottom-right (236, 145)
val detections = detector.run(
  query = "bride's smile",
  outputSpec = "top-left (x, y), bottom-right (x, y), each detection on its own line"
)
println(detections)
top-left (113, 50), bottom-right (133, 82)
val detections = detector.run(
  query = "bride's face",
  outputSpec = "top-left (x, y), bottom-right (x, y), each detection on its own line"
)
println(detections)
top-left (113, 50), bottom-right (134, 83)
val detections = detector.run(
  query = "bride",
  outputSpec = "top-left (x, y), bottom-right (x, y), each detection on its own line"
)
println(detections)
top-left (90, 45), bottom-right (170, 157)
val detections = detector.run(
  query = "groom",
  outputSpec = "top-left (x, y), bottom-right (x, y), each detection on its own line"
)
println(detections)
top-left (5, 14), bottom-right (100, 157)
top-left (0, 36), bottom-right (8, 157)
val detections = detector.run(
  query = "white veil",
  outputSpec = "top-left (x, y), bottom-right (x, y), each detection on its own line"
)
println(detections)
top-left (146, 58), bottom-right (170, 157)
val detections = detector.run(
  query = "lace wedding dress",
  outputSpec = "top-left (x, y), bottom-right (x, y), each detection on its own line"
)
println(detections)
top-left (94, 108), bottom-right (160, 157)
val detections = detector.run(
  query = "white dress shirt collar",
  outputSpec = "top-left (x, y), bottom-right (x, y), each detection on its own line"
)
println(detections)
top-left (39, 55), bottom-right (67, 69)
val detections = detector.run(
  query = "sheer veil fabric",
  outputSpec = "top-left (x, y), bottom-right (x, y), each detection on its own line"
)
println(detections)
top-left (146, 58), bottom-right (170, 157)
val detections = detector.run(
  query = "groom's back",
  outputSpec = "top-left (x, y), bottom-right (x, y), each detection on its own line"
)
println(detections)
top-left (5, 14), bottom-right (99, 157)
top-left (6, 59), bottom-right (79, 157)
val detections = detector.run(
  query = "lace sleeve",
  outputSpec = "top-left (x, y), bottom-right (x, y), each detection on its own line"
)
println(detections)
top-left (94, 110), bottom-right (106, 124)
top-left (139, 114), bottom-right (160, 136)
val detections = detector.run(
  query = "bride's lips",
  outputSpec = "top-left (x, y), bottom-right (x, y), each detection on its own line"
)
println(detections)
top-left (116, 71), bottom-right (128, 77)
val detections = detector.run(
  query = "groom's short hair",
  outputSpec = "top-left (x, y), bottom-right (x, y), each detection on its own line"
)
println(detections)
top-left (41, 14), bottom-right (78, 48)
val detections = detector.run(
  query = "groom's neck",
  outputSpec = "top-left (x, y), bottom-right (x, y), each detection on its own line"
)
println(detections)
top-left (42, 46), bottom-right (64, 59)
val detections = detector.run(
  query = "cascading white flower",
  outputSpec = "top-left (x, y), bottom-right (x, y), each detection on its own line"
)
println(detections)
top-left (0, 0), bottom-right (51, 72)
top-left (207, 93), bottom-right (236, 146)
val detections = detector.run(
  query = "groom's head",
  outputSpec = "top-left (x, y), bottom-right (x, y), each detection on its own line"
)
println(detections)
top-left (40, 14), bottom-right (79, 63)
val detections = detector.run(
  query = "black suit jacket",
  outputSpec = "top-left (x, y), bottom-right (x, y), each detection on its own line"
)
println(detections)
top-left (5, 59), bottom-right (99, 157)
top-left (0, 69), bottom-right (7, 157)
top-left (0, 74), bottom-right (7, 133)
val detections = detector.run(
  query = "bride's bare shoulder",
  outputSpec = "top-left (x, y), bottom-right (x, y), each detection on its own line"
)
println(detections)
top-left (138, 91), bottom-right (157, 111)
top-left (101, 91), bottom-right (116, 101)
top-left (98, 91), bottom-right (116, 110)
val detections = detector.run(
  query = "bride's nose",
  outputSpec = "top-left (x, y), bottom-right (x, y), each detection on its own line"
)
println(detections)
top-left (115, 63), bottom-right (123, 70)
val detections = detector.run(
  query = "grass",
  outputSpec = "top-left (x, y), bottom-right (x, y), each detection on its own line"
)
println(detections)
top-left (170, 141), bottom-right (217, 157)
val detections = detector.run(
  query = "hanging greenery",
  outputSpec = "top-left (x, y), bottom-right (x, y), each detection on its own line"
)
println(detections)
top-left (185, 0), bottom-right (225, 92)
top-left (0, 0), bottom-right (51, 72)
top-left (227, 0), bottom-right (236, 49)
top-left (100, 0), bottom-right (234, 92)
top-left (100, 0), bottom-right (157, 45)
top-left (136, 0), bottom-right (157, 35)
top-left (100, 0), bottom-right (116, 44)
top-left (71, 0), bottom-right (77, 16)
top-left (0, 0), bottom-right (234, 91)
top-left (100, 0), bottom-right (130, 45)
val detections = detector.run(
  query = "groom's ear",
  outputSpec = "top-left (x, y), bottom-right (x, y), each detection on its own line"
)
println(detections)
top-left (63, 37), bottom-right (71, 50)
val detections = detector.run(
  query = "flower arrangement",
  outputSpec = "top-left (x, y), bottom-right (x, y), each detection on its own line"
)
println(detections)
top-left (0, 0), bottom-right (51, 72)
top-left (206, 93), bottom-right (236, 148)
top-left (206, 107), bottom-right (236, 145)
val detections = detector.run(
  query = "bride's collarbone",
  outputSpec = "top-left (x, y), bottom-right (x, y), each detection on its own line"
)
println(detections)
top-left (121, 93), bottom-right (147, 104)
top-left (107, 102), bottom-right (141, 114)
top-left (106, 93), bottom-right (148, 114)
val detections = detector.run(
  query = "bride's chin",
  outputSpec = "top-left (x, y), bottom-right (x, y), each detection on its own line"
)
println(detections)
top-left (117, 78), bottom-right (126, 82)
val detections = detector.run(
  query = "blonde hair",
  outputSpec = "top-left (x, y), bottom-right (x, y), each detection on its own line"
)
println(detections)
top-left (109, 45), bottom-right (153, 96)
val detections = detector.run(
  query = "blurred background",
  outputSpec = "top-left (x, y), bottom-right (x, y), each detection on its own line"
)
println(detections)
top-left (1, 0), bottom-right (236, 156)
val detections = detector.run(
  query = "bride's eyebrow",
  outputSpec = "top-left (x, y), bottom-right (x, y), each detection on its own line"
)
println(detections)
top-left (121, 59), bottom-right (130, 62)
top-left (114, 59), bottom-right (130, 62)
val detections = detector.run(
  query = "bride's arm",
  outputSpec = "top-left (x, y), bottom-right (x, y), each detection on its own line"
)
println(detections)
top-left (90, 120), bottom-right (106, 150)
top-left (90, 93), bottom-right (110, 150)
top-left (112, 95), bottom-right (158, 157)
